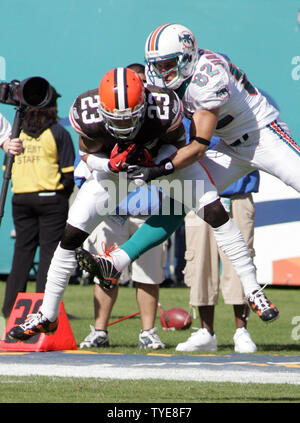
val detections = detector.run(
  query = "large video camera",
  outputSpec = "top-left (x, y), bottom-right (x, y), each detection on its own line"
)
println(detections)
top-left (0, 76), bottom-right (54, 108)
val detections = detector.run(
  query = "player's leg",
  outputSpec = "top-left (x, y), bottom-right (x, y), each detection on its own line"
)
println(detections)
top-left (251, 120), bottom-right (300, 193)
top-left (80, 216), bottom-right (129, 348)
top-left (39, 176), bottom-right (111, 322)
top-left (7, 175), bottom-right (113, 341)
top-left (202, 120), bottom-right (300, 194)
top-left (35, 192), bottom-right (69, 293)
top-left (200, 142), bottom-right (254, 193)
top-left (120, 198), bottom-right (185, 261)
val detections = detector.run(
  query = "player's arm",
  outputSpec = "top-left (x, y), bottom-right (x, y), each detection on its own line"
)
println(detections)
top-left (171, 107), bottom-right (219, 169)
top-left (79, 135), bottom-right (103, 154)
top-left (157, 58), bottom-right (225, 168)
top-left (127, 107), bottom-right (219, 183)
top-left (78, 135), bottom-right (113, 174)
top-left (79, 135), bottom-right (138, 174)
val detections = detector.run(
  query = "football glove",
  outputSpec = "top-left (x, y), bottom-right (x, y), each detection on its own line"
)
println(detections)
top-left (108, 143), bottom-right (137, 172)
top-left (136, 147), bottom-right (155, 167)
top-left (108, 143), bottom-right (155, 172)
top-left (127, 158), bottom-right (174, 183)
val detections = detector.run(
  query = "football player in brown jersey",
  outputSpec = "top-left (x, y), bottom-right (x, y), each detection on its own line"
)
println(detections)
top-left (8, 67), bottom-right (278, 342)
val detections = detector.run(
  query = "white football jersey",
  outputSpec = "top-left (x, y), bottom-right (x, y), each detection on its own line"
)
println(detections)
top-left (0, 112), bottom-right (11, 146)
top-left (146, 50), bottom-right (279, 145)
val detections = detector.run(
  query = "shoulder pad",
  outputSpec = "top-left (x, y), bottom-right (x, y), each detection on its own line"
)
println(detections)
top-left (187, 53), bottom-right (230, 110)
top-left (69, 88), bottom-right (104, 139)
top-left (145, 86), bottom-right (184, 133)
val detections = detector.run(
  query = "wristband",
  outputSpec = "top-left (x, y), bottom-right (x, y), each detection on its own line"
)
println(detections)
top-left (190, 136), bottom-right (210, 146)
top-left (159, 158), bottom-right (175, 175)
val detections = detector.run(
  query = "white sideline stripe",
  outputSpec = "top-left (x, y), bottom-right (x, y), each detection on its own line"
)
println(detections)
top-left (0, 364), bottom-right (299, 384)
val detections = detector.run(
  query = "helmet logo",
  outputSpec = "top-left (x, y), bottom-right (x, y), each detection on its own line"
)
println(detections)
top-left (178, 32), bottom-right (194, 49)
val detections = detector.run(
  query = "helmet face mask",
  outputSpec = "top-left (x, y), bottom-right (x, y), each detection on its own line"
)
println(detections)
top-left (148, 54), bottom-right (191, 89)
top-left (145, 24), bottom-right (198, 90)
top-left (98, 67), bottom-right (146, 140)
top-left (100, 102), bottom-right (145, 140)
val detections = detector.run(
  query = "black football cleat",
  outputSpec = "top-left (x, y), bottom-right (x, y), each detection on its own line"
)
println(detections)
top-left (7, 311), bottom-right (58, 341)
top-left (75, 247), bottom-right (121, 290)
top-left (247, 289), bottom-right (279, 322)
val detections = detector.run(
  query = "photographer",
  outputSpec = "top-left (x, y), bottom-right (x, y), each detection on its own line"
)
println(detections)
top-left (1, 87), bottom-right (75, 319)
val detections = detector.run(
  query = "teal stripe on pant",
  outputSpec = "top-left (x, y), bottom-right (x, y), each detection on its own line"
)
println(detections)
top-left (120, 198), bottom-right (186, 261)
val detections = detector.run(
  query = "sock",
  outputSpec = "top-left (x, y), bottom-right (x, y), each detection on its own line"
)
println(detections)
top-left (95, 329), bottom-right (108, 335)
top-left (109, 247), bottom-right (131, 271)
top-left (40, 244), bottom-right (77, 321)
top-left (212, 219), bottom-right (260, 297)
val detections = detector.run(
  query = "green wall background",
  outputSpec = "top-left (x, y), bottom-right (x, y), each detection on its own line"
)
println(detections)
top-left (0, 0), bottom-right (299, 273)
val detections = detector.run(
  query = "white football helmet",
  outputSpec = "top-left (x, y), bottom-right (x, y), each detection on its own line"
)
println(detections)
top-left (145, 24), bottom-right (198, 90)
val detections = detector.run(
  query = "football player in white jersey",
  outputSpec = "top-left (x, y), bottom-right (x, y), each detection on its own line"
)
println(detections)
top-left (143, 23), bottom-right (300, 194)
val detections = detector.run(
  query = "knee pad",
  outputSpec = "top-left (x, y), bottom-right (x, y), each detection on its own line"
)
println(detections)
top-left (61, 224), bottom-right (89, 250)
top-left (203, 199), bottom-right (229, 228)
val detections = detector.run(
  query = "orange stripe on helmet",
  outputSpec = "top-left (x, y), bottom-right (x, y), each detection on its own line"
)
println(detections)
top-left (149, 24), bottom-right (169, 52)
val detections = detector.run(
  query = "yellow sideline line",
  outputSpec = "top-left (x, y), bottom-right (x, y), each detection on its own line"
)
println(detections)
top-left (0, 352), bottom-right (29, 355)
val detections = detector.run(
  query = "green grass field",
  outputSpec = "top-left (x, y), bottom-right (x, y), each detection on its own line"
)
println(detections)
top-left (1, 281), bottom-right (300, 403)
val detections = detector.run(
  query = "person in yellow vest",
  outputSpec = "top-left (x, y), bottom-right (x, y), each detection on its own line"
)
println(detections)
top-left (1, 87), bottom-right (75, 318)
